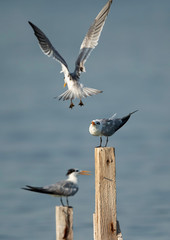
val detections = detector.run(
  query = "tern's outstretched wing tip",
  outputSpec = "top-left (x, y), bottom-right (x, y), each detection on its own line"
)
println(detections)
top-left (28, 21), bottom-right (69, 77)
top-left (74, 0), bottom-right (113, 78)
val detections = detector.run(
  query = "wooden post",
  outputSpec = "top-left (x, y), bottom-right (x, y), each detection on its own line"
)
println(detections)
top-left (55, 206), bottom-right (73, 240)
top-left (93, 147), bottom-right (117, 240)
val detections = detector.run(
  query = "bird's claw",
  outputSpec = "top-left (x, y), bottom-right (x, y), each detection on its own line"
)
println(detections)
top-left (69, 103), bottom-right (75, 109)
top-left (79, 100), bottom-right (84, 107)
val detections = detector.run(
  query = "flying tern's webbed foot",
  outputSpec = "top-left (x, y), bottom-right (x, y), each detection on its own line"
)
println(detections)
top-left (78, 100), bottom-right (84, 107)
top-left (69, 100), bottom-right (75, 109)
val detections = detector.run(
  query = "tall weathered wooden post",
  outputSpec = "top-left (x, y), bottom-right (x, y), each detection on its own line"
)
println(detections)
top-left (93, 147), bottom-right (123, 240)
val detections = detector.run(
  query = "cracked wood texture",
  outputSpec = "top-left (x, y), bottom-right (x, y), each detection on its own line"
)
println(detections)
top-left (56, 206), bottom-right (73, 240)
top-left (93, 147), bottom-right (117, 240)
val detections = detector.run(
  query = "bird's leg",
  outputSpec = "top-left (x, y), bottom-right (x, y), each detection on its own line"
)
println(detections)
top-left (66, 197), bottom-right (69, 207)
top-left (105, 137), bottom-right (108, 147)
top-left (95, 137), bottom-right (103, 148)
top-left (100, 137), bottom-right (102, 147)
top-left (60, 197), bottom-right (65, 206)
top-left (78, 99), bottom-right (84, 107)
top-left (96, 137), bottom-right (102, 147)
top-left (69, 99), bottom-right (74, 109)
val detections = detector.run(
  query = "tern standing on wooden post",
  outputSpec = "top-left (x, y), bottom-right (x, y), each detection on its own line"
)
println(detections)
top-left (28, 0), bottom-right (112, 108)
top-left (22, 168), bottom-right (91, 207)
top-left (89, 110), bottom-right (138, 147)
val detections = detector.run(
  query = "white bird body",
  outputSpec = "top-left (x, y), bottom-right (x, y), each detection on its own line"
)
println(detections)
top-left (89, 110), bottom-right (138, 147)
top-left (22, 168), bottom-right (91, 206)
top-left (89, 119), bottom-right (103, 136)
top-left (28, 0), bottom-right (112, 108)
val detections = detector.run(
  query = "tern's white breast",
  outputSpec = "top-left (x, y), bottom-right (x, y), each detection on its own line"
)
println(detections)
top-left (89, 124), bottom-right (102, 136)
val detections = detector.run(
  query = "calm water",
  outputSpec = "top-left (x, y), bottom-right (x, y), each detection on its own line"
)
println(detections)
top-left (0, 0), bottom-right (170, 239)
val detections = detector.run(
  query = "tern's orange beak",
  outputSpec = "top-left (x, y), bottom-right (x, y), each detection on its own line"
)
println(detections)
top-left (79, 170), bottom-right (91, 175)
top-left (91, 121), bottom-right (96, 126)
top-left (64, 83), bottom-right (67, 87)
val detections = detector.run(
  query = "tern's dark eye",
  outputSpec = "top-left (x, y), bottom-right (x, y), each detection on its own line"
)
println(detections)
top-left (96, 122), bottom-right (100, 125)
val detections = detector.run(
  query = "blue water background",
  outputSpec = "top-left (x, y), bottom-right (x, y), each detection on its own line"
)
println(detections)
top-left (0, 0), bottom-right (170, 239)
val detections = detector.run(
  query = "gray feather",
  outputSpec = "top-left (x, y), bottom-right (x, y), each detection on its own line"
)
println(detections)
top-left (74, 0), bottom-right (112, 77)
top-left (22, 180), bottom-right (78, 197)
top-left (28, 21), bottom-right (69, 70)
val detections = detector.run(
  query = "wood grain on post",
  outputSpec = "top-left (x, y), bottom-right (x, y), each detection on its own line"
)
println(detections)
top-left (93, 147), bottom-right (117, 240)
top-left (55, 206), bottom-right (73, 240)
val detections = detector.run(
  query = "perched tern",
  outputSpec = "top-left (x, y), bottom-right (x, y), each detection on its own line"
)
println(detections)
top-left (22, 168), bottom-right (91, 206)
top-left (28, 0), bottom-right (112, 108)
top-left (89, 110), bottom-right (138, 147)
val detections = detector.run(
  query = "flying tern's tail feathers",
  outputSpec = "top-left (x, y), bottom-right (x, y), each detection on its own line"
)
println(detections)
top-left (57, 88), bottom-right (103, 101)
top-left (81, 87), bottom-right (103, 98)
top-left (57, 89), bottom-right (74, 101)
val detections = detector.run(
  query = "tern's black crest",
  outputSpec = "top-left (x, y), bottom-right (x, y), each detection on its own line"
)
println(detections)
top-left (66, 168), bottom-right (77, 176)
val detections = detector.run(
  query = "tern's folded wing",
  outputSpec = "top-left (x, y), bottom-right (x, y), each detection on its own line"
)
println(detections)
top-left (44, 181), bottom-right (78, 197)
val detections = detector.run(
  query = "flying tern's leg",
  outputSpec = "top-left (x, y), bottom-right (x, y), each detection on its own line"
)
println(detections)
top-left (105, 137), bottom-right (108, 147)
top-left (60, 197), bottom-right (65, 206)
top-left (78, 99), bottom-right (84, 106)
top-left (69, 99), bottom-right (75, 109)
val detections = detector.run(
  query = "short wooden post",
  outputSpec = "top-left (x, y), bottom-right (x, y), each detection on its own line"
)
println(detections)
top-left (55, 206), bottom-right (73, 240)
top-left (93, 147), bottom-right (117, 240)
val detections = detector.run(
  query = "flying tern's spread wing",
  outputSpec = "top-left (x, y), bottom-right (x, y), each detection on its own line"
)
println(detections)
top-left (74, 0), bottom-right (112, 77)
top-left (28, 21), bottom-right (69, 77)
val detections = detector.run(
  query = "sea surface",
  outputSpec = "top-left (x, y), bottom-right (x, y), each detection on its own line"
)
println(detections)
top-left (0, 0), bottom-right (170, 239)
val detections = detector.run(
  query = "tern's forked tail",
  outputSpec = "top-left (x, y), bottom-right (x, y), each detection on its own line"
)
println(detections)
top-left (57, 87), bottom-right (103, 101)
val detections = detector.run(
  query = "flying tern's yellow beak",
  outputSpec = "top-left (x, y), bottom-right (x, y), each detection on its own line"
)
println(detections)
top-left (91, 121), bottom-right (96, 126)
top-left (79, 170), bottom-right (91, 175)
top-left (64, 83), bottom-right (67, 87)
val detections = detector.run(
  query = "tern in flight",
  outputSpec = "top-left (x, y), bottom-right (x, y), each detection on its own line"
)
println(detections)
top-left (89, 110), bottom-right (138, 147)
top-left (22, 168), bottom-right (91, 206)
top-left (28, 0), bottom-right (112, 108)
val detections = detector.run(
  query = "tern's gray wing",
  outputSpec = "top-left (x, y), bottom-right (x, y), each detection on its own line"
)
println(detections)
top-left (23, 180), bottom-right (78, 197)
top-left (109, 113), bottom-right (117, 120)
top-left (43, 180), bottom-right (79, 197)
top-left (101, 118), bottom-right (121, 136)
top-left (28, 21), bottom-right (69, 77)
top-left (115, 110), bottom-right (138, 131)
top-left (74, 0), bottom-right (112, 78)
top-left (101, 110), bottom-right (138, 136)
